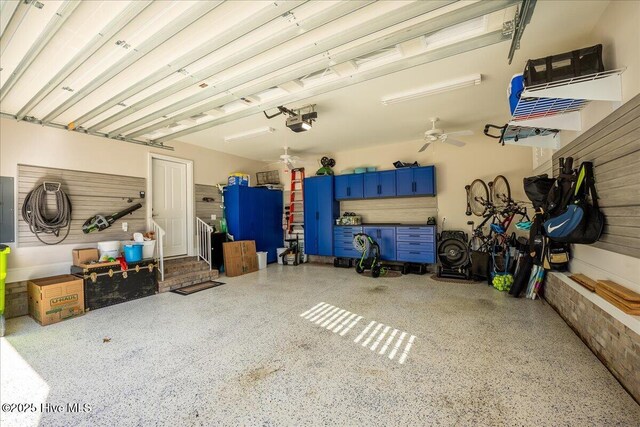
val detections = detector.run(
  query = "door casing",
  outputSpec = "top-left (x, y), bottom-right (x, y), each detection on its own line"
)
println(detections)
top-left (147, 153), bottom-right (194, 257)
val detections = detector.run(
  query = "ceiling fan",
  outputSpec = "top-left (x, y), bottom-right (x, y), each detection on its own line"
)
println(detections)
top-left (419, 117), bottom-right (473, 152)
top-left (276, 146), bottom-right (301, 170)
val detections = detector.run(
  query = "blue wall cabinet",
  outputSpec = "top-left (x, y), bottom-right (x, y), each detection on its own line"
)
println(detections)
top-left (363, 226), bottom-right (396, 260)
top-left (363, 171), bottom-right (396, 198)
top-left (396, 166), bottom-right (436, 196)
top-left (304, 176), bottom-right (339, 256)
top-left (224, 186), bottom-right (283, 263)
top-left (335, 174), bottom-right (364, 200)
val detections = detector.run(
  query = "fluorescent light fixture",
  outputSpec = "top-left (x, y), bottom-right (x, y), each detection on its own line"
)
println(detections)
top-left (381, 74), bottom-right (482, 105)
top-left (224, 126), bottom-right (275, 143)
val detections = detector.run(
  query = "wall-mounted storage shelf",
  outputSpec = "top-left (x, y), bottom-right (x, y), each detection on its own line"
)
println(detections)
top-left (505, 68), bottom-right (625, 148)
top-left (502, 125), bottom-right (561, 149)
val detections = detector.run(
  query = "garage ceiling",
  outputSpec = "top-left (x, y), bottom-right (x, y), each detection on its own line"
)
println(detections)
top-left (0, 0), bottom-right (608, 159)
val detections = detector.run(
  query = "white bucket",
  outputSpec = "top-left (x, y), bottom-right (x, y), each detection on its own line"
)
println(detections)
top-left (98, 241), bottom-right (120, 260)
top-left (257, 251), bottom-right (267, 270)
top-left (277, 248), bottom-right (287, 265)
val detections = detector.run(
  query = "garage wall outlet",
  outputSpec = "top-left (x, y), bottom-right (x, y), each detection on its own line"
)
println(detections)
top-left (122, 222), bottom-right (128, 232)
top-left (211, 214), bottom-right (217, 220)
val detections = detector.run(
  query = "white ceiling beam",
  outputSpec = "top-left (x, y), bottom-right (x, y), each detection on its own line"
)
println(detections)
top-left (130, 0), bottom-right (517, 139)
top-left (41, 1), bottom-right (223, 124)
top-left (154, 29), bottom-right (511, 144)
top-left (0, 0), bottom-right (81, 102)
top-left (15, 1), bottom-right (153, 120)
top-left (74, 0), bottom-right (307, 129)
top-left (331, 61), bottom-right (358, 77)
top-left (93, 0), bottom-right (375, 135)
top-left (112, 0), bottom-right (453, 137)
top-left (0, 0), bottom-right (21, 38)
top-left (0, 112), bottom-right (173, 150)
top-left (279, 80), bottom-right (305, 93)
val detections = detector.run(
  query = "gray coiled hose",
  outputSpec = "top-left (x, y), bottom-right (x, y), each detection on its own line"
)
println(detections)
top-left (21, 184), bottom-right (72, 245)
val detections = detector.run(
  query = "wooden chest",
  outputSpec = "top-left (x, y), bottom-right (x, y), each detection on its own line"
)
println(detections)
top-left (70, 261), bottom-right (157, 311)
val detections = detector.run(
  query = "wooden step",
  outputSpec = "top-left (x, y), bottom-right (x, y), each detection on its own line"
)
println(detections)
top-left (163, 259), bottom-right (211, 278)
top-left (158, 269), bottom-right (219, 293)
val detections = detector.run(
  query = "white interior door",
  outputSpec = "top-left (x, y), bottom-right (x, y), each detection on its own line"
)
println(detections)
top-left (152, 158), bottom-right (188, 257)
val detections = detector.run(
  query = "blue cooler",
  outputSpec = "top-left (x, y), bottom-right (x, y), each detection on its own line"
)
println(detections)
top-left (508, 74), bottom-right (524, 115)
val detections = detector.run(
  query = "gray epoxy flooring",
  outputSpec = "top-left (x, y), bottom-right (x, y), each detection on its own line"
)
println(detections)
top-left (2, 264), bottom-right (639, 427)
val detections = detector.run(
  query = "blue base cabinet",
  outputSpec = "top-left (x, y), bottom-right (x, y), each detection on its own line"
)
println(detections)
top-left (333, 226), bottom-right (363, 258)
top-left (396, 226), bottom-right (436, 263)
top-left (363, 227), bottom-right (396, 260)
top-left (304, 176), bottom-right (339, 256)
top-left (334, 225), bottom-right (436, 263)
top-left (224, 186), bottom-right (283, 263)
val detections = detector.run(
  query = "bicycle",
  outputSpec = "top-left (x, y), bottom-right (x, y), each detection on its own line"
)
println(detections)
top-left (465, 175), bottom-right (531, 284)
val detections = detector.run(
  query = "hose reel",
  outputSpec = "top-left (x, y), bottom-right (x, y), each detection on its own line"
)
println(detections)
top-left (21, 182), bottom-right (72, 245)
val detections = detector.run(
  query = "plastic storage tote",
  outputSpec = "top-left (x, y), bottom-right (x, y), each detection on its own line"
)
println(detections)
top-left (0, 244), bottom-right (10, 336)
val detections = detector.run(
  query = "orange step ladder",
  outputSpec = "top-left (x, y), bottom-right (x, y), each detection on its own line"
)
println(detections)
top-left (287, 168), bottom-right (305, 234)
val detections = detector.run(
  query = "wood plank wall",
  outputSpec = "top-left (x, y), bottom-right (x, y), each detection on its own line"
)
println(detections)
top-left (195, 184), bottom-right (222, 223)
top-left (18, 164), bottom-right (146, 247)
top-left (340, 197), bottom-right (438, 224)
top-left (552, 93), bottom-right (640, 258)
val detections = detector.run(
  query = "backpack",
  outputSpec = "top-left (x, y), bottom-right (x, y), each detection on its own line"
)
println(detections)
top-left (543, 162), bottom-right (604, 244)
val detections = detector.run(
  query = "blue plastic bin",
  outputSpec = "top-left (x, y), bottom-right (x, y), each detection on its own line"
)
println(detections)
top-left (123, 244), bottom-right (143, 263)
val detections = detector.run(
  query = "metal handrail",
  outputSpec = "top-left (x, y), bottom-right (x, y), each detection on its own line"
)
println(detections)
top-left (196, 217), bottom-right (214, 270)
top-left (151, 220), bottom-right (166, 282)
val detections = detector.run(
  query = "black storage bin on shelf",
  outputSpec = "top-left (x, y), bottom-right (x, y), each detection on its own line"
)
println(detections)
top-left (71, 260), bottom-right (157, 311)
top-left (524, 44), bottom-right (604, 86)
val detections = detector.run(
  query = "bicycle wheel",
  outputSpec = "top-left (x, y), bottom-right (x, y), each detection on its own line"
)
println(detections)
top-left (468, 179), bottom-right (489, 216)
top-left (492, 175), bottom-right (511, 206)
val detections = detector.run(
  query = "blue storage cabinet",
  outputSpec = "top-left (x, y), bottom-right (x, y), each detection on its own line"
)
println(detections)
top-left (396, 166), bottom-right (436, 196)
top-left (395, 226), bottom-right (436, 263)
top-left (335, 174), bottom-right (364, 200)
top-left (333, 226), bottom-right (363, 258)
top-left (224, 186), bottom-right (283, 263)
top-left (363, 171), bottom-right (396, 198)
top-left (363, 226), bottom-right (396, 260)
top-left (304, 176), bottom-right (339, 256)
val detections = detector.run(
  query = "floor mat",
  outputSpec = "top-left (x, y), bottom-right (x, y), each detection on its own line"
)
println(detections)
top-left (172, 281), bottom-right (226, 295)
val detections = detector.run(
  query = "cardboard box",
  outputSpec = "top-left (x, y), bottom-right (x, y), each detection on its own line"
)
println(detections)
top-left (28, 275), bottom-right (84, 326)
top-left (223, 240), bottom-right (258, 277)
top-left (72, 248), bottom-right (99, 266)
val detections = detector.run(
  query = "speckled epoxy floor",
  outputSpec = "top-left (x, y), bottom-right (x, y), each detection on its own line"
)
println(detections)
top-left (2, 264), bottom-right (639, 426)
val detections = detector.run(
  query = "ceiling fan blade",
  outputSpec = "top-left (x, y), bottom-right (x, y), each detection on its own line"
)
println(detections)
top-left (444, 138), bottom-right (466, 147)
top-left (446, 130), bottom-right (474, 137)
top-left (418, 142), bottom-right (430, 152)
